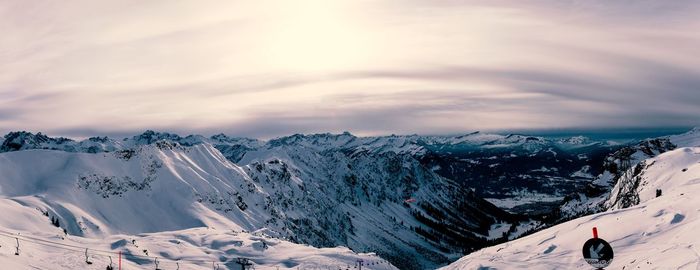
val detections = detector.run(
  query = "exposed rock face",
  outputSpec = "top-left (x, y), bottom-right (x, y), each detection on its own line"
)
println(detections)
top-left (557, 132), bottom-right (698, 221)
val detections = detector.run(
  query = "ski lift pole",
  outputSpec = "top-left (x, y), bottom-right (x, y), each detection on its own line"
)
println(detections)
top-left (85, 248), bottom-right (93, 264)
top-left (107, 256), bottom-right (115, 270)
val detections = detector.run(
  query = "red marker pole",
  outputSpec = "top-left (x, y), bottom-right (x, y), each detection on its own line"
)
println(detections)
top-left (119, 251), bottom-right (122, 270)
top-left (592, 227), bottom-right (598, 239)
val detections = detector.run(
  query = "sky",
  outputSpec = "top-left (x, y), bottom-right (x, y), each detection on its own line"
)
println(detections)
top-left (1, 0), bottom-right (699, 139)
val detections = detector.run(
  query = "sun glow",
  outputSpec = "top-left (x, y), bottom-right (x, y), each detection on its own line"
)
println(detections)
top-left (260, 1), bottom-right (375, 72)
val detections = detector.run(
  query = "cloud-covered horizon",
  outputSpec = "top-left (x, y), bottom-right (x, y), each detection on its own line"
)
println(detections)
top-left (2, 0), bottom-right (699, 139)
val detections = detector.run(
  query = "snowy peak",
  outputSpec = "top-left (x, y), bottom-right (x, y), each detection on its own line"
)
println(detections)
top-left (210, 133), bottom-right (262, 147)
top-left (0, 142), bottom-right (251, 237)
top-left (128, 130), bottom-right (185, 145)
top-left (556, 135), bottom-right (591, 145)
top-left (261, 132), bottom-right (428, 156)
top-left (0, 131), bottom-right (130, 153)
top-left (267, 132), bottom-right (358, 150)
top-left (0, 131), bottom-right (74, 152)
top-left (669, 126), bottom-right (700, 147)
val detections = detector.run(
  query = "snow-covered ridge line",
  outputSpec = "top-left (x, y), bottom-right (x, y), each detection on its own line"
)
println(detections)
top-left (0, 129), bottom-right (616, 157)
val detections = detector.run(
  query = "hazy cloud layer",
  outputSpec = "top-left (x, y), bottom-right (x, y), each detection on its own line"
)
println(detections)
top-left (1, 0), bottom-right (698, 138)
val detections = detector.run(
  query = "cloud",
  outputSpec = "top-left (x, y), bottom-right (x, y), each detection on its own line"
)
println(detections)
top-left (1, 0), bottom-right (699, 138)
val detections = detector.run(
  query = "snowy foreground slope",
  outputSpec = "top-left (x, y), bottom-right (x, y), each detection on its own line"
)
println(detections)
top-left (442, 146), bottom-right (700, 269)
top-left (0, 226), bottom-right (394, 270)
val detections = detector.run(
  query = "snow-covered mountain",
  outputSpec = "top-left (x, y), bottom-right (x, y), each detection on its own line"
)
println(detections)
top-left (441, 143), bottom-right (700, 269)
top-left (0, 129), bottom-right (620, 221)
top-left (0, 128), bottom-right (695, 269)
top-left (207, 131), bottom-right (620, 218)
top-left (0, 130), bottom-right (525, 269)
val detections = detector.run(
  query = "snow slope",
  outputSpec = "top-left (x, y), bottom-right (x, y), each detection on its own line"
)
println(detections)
top-left (0, 142), bottom-right (400, 269)
top-left (0, 143), bottom-right (258, 237)
top-left (0, 226), bottom-right (394, 270)
top-left (442, 146), bottom-right (700, 269)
